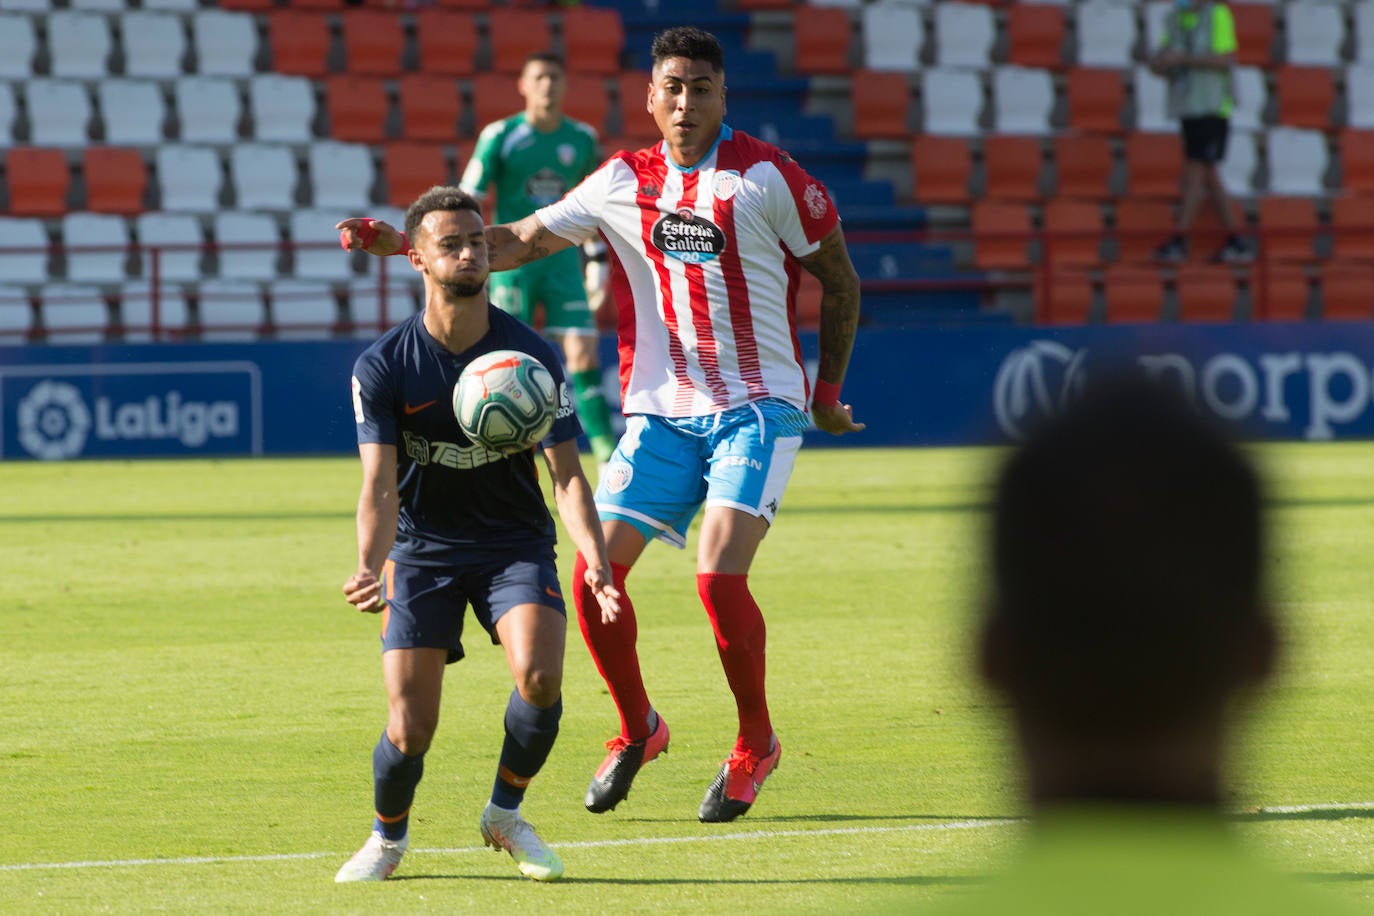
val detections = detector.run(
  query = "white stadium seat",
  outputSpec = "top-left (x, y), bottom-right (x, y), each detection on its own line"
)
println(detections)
top-left (249, 74), bottom-right (317, 143)
top-left (25, 79), bottom-right (93, 146)
top-left (213, 210), bottom-right (282, 281)
top-left (992, 65), bottom-right (1055, 135)
top-left (47, 11), bottom-right (112, 78)
top-left (0, 82), bottom-right (16, 146)
top-left (1285, 1), bottom-right (1345, 67)
top-left (118, 280), bottom-right (191, 342)
top-left (268, 278), bottom-right (339, 339)
top-left (175, 77), bottom-right (243, 144)
top-left (862, 3), bottom-right (924, 72)
top-left (289, 208), bottom-right (355, 280)
top-left (920, 67), bottom-right (983, 136)
top-left (98, 80), bottom-right (166, 145)
top-left (231, 144), bottom-right (300, 211)
top-left (1133, 66), bottom-right (1173, 133)
top-left (933, 2), bottom-right (995, 69)
top-left (1219, 130), bottom-right (1257, 195)
top-left (1230, 67), bottom-right (1266, 134)
top-left (62, 212), bottom-right (131, 284)
top-left (1346, 65), bottom-right (1374, 130)
top-left (135, 211), bottom-right (205, 282)
top-left (121, 11), bottom-right (188, 79)
top-left (348, 276), bottom-right (420, 336)
top-left (0, 284), bottom-right (34, 341)
top-left (1077, 1), bottom-right (1137, 68)
top-left (0, 216), bottom-right (50, 283)
top-left (192, 10), bottom-right (258, 77)
top-left (155, 145), bottom-right (224, 212)
top-left (307, 141), bottom-right (375, 210)
top-left (196, 278), bottom-right (267, 340)
top-left (0, 13), bottom-right (38, 78)
top-left (39, 282), bottom-right (109, 343)
top-left (1266, 126), bottom-right (1329, 195)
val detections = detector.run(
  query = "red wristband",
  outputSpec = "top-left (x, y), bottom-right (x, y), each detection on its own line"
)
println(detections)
top-left (813, 380), bottom-right (841, 407)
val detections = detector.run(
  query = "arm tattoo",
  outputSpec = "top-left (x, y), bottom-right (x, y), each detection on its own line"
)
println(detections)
top-left (798, 228), bottom-right (862, 385)
top-left (486, 219), bottom-right (563, 270)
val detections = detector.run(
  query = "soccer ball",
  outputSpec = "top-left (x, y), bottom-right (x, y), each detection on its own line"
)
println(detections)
top-left (452, 349), bottom-right (557, 454)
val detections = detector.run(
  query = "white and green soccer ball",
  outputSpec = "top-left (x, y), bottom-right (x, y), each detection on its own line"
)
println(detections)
top-left (452, 349), bottom-right (557, 454)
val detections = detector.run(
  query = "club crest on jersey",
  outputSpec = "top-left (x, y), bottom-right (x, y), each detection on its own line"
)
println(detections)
top-left (525, 167), bottom-right (569, 207)
top-left (652, 211), bottom-right (726, 264)
top-left (804, 183), bottom-right (829, 220)
top-left (712, 170), bottom-right (741, 201)
top-left (557, 143), bottom-right (576, 167)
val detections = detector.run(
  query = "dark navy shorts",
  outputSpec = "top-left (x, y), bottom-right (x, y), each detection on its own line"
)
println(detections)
top-left (1180, 115), bottom-right (1229, 164)
top-left (379, 551), bottom-right (566, 664)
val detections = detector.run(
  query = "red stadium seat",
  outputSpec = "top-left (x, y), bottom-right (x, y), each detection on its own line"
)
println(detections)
top-left (1275, 66), bottom-right (1337, 130)
top-left (6, 147), bottom-right (71, 216)
top-left (911, 136), bottom-right (972, 205)
top-left (1053, 134), bottom-right (1115, 200)
top-left (793, 6), bottom-right (852, 76)
top-left (1253, 263), bottom-right (1311, 320)
top-left (83, 147), bottom-right (147, 215)
top-left (560, 7), bottom-right (624, 76)
top-left (1188, 201), bottom-right (1248, 264)
top-left (1340, 129), bottom-right (1374, 193)
top-left (468, 72), bottom-right (525, 137)
top-left (1113, 198), bottom-right (1176, 263)
top-left (1257, 196), bottom-right (1319, 262)
top-left (384, 142), bottom-right (449, 208)
top-left (981, 135), bottom-right (1044, 202)
top-left (1174, 263), bottom-right (1238, 322)
top-left (849, 69), bottom-right (911, 140)
top-left (414, 10), bottom-right (478, 76)
top-left (1007, 4), bottom-right (1066, 70)
top-left (562, 74), bottom-right (611, 136)
top-left (1125, 132), bottom-right (1183, 198)
top-left (1102, 265), bottom-right (1165, 322)
top-left (1232, 3), bottom-right (1277, 68)
top-left (1318, 261), bottom-right (1374, 319)
top-left (1066, 68), bottom-right (1126, 135)
top-left (1042, 198), bottom-right (1105, 267)
top-left (613, 70), bottom-right (656, 144)
top-left (340, 10), bottom-right (405, 76)
top-left (1330, 194), bottom-right (1374, 262)
top-left (268, 11), bottom-right (332, 78)
top-left (487, 9), bottom-right (552, 74)
top-left (972, 201), bottom-right (1034, 270)
top-left (399, 73), bottom-right (462, 141)
top-left (1038, 269), bottom-right (1095, 324)
top-left (325, 75), bottom-right (390, 143)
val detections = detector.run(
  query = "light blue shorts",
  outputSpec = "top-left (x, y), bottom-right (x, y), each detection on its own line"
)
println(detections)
top-left (595, 398), bottom-right (808, 549)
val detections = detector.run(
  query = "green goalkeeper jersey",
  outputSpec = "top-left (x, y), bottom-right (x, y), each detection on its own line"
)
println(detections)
top-left (459, 113), bottom-right (601, 224)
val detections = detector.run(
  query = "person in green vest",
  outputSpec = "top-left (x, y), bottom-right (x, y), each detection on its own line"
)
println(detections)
top-left (924, 374), bottom-right (1356, 916)
top-left (460, 52), bottom-right (619, 468)
top-left (1149, 0), bottom-right (1253, 265)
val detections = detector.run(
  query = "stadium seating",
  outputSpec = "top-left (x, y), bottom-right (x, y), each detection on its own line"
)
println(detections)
top-left (1007, 3), bottom-right (1066, 70)
top-left (971, 201), bottom-right (1033, 270)
top-left (1173, 264), bottom-right (1238, 322)
top-left (0, 82), bottom-right (15, 145)
top-left (561, 6), bottom-right (627, 75)
top-left (982, 135), bottom-right (1045, 202)
top-left (118, 281), bottom-right (191, 342)
top-left (196, 278), bottom-right (267, 340)
top-left (134, 211), bottom-right (205, 282)
top-left (192, 10), bottom-right (258, 77)
top-left (861, 3), bottom-right (921, 72)
top-left (39, 282), bottom-right (109, 341)
top-left (324, 75), bottom-right (390, 144)
top-left (267, 278), bottom-right (339, 339)
top-left (1102, 265), bottom-right (1165, 323)
top-left (920, 67), bottom-right (982, 136)
top-left (1253, 263), bottom-right (1312, 321)
top-left (249, 74), bottom-right (317, 143)
top-left (1318, 262), bottom-right (1374, 320)
top-left (414, 9), bottom-right (478, 77)
top-left (47, 11), bottom-right (111, 78)
top-left (1052, 134), bottom-right (1115, 200)
top-left (25, 80), bottom-right (92, 146)
top-left (1257, 196), bottom-right (1320, 263)
top-left (62, 211), bottom-right (129, 283)
top-left (340, 9), bottom-right (405, 76)
top-left (82, 147), bottom-right (148, 215)
top-left (6, 147), bottom-right (71, 216)
top-left (933, 2), bottom-right (995, 69)
top-left (99, 80), bottom-right (166, 145)
top-left (1285, 1), bottom-right (1345, 67)
top-left (0, 216), bottom-right (51, 283)
top-left (307, 142), bottom-right (375, 211)
top-left (1076, 1), bottom-right (1136, 68)
top-left (267, 10), bottom-right (332, 78)
top-left (487, 8), bottom-right (553, 73)
top-left (795, 5), bottom-right (853, 75)
top-left (398, 74), bottom-right (463, 141)
top-left (0, 285), bottom-right (36, 342)
top-left (121, 11), bottom-right (187, 79)
top-left (175, 77), bottom-right (242, 144)
top-left (230, 144), bottom-right (299, 211)
top-left (213, 211), bottom-right (281, 281)
top-left (991, 66), bottom-right (1055, 135)
top-left (0, 13), bottom-right (38, 78)
top-left (156, 145), bottom-right (224, 212)
top-left (911, 136), bottom-right (973, 205)
top-left (1042, 198), bottom-right (1105, 267)
top-left (1266, 127), bottom-right (1330, 195)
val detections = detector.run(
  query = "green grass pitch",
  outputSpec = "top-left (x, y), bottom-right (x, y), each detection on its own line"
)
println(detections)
top-left (3, 444), bottom-right (1374, 914)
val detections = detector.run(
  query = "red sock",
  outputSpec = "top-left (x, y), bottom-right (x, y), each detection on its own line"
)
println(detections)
top-left (573, 553), bottom-right (654, 740)
top-left (697, 572), bottom-right (771, 754)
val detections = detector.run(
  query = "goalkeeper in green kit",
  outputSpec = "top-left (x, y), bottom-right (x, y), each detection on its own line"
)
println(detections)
top-left (459, 51), bottom-right (619, 467)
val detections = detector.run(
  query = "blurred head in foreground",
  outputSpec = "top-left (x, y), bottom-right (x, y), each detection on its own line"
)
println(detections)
top-left (982, 372), bottom-right (1276, 807)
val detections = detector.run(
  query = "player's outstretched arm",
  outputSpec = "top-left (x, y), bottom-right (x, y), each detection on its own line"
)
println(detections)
top-left (336, 217), bottom-right (408, 257)
top-left (798, 225), bottom-right (866, 435)
top-left (484, 214), bottom-right (577, 272)
top-left (542, 439), bottom-right (621, 623)
top-left (343, 442), bottom-right (400, 613)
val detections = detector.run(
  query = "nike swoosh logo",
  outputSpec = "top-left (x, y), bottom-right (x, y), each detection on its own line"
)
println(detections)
top-left (545, 586), bottom-right (562, 599)
top-left (404, 400), bottom-right (438, 415)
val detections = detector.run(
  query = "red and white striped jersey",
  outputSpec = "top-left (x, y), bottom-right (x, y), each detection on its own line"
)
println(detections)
top-left (537, 126), bottom-right (839, 418)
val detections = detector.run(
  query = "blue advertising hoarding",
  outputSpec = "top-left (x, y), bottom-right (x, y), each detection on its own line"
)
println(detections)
top-left (5, 322), bottom-right (1374, 460)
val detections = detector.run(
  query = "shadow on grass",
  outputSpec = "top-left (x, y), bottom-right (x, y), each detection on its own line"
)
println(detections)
top-left (606, 813), bottom-right (1018, 826)
top-left (392, 873), bottom-right (991, 887)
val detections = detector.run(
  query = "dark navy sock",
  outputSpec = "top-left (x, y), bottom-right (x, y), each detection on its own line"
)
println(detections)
top-left (372, 731), bottom-right (424, 840)
top-left (491, 690), bottom-right (562, 810)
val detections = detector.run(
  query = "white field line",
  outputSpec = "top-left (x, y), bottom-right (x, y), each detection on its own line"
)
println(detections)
top-left (0, 819), bottom-right (1021, 873)
top-left (4, 802), bottom-right (1370, 874)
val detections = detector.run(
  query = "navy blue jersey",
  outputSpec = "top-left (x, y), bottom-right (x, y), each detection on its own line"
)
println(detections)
top-left (351, 306), bottom-right (582, 566)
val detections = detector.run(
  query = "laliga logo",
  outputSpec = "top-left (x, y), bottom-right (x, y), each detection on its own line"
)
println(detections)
top-left (993, 340), bottom-right (1089, 440)
top-left (17, 380), bottom-right (92, 460)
